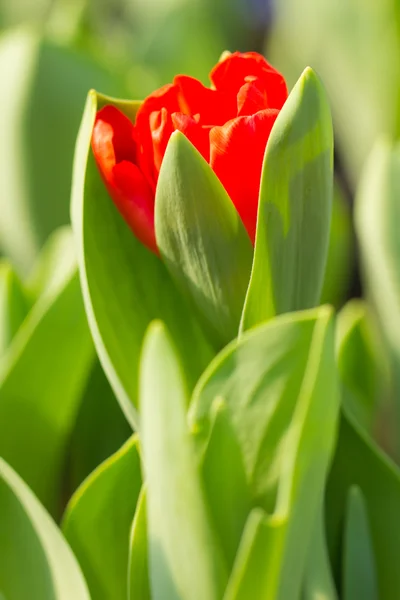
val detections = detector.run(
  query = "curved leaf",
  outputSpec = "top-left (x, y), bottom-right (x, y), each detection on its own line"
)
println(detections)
top-left (0, 457), bottom-right (89, 599)
top-left (190, 306), bottom-right (339, 599)
top-left (140, 321), bottom-right (228, 600)
top-left (155, 131), bottom-right (253, 347)
top-left (241, 67), bottom-right (333, 331)
top-left (71, 91), bottom-right (213, 429)
top-left (63, 435), bottom-right (142, 600)
top-left (0, 228), bottom-right (93, 514)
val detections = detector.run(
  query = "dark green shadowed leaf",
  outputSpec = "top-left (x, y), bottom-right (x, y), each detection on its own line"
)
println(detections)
top-left (327, 413), bottom-right (400, 599)
top-left (241, 67), bottom-right (333, 332)
top-left (71, 91), bottom-right (213, 429)
top-left (140, 321), bottom-right (228, 600)
top-left (155, 131), bottom-right (253, 347)
top-left (0, 458), bottom-right (89, 599)
top-left (190, 307), bottom-right (339, 600)
top-left (342, 486), bottom-right (378, 600)
top-left (62, 436), bottom-right (142, 600)
top-left (336, 300), bottom-right (383, 432)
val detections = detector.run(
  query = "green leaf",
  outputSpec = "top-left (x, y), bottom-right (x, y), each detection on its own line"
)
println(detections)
top-left (241, 67), bottom-right (333, 331)
top-left (336, 300), bottom-right (383, 431)
top-left (200, 398), bottom-right (252, 569)
top-left (327, 413), bottom-right (400, 599)
top-left (140, 320), bottom-right (228, 600)
top-left (155, 131), bottom-right (253, 347)
top-left (0, 261), bottom-right (30, 357)
top-left (128, 486), bottom-right (151, 600)
top-left (302, 500), bottom-right (337, 600)
top-left (63, 435), bottom-right (142, 600)
top-left (71, 91), bottom-right (213, 429)
top-left (0, 27), bottom-right (125, 273)
top-left (0, 457), bottom-right (89, 599)
top-left (355, 141), bottom-right (400, 364)
top-left (342, 486), bottom-right (378, 600)
top-left (190, 306), bottom-right (339, 599)
top-left (66, 357), bottom-right (131, 491)
top-left (320, 182), bottom-right (353, 307)
top-left (0, 228), bottom-right (93, 514)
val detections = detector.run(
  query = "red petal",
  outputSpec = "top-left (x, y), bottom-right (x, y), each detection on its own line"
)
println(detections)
top-left (173, 75), bottom-right (236, 125)
top-left (135, 84), bottom-right (180, 186)
top-left (171, 113), bottom-right (210, 161)
top-left (149, 107), bottom-right (175, 177)
top-left (111, 161), bottom-right (157, 254)
top-left (92, 105), bottom-right (136, 178)
top-left (237, 78), bottom-right (268, 116)
top-left (210, 51), bottom-right (288, 110)
top-left (209, 109), bottom-right (279, 243)
top-left (92, 106), bottom-right (157, 254)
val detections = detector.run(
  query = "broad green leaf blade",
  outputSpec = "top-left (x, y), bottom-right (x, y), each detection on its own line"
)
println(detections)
top-left (0, 261), bottom-right (29, 356)
top-left (190, 306), bottom-right (339, 600)
top-left (0, 27), bottom-right (125, 273)
top-left (241, 67), bottom-right (333, 331)
top-left (302, 500), bottom-right (337, 600)
top-left (355, 141), bottom-right (400, 363)
top-left (0, 457), bottom-right (89, 599)
top-left (63, 435), bottom-right (142, 600)
top-left (140, 321), bottom-right (228, 600)
top-left (0, 228), bottom-right (93, 514)
top-left (327, 413), bottom-right (400, 599)
top-left (128, 486), bottom-right (151, 600)
top-left (336, 300), bottom-right (383, 431)
top-left (200, 398), bottom-right (252, 569)
top-left (71, 91), bottom-right (213, 429)
top-left (155, 131), bottom-right (253, 346)
top-left (342, 486), bottom-right (378, 600)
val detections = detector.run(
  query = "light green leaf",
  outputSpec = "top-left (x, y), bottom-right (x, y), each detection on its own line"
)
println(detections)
top-left (200, 398), bottom-right (252, 569)
top-left (0, 457), bottom-right (89, 599)
top-left (63, 435), bottom-right (142, 600)
top-left (71, 91), bottom-right (213, 429)
top-left (0, 26), bottom-right (125, 273)
top-left (327, 413), bottom-right (400, 599)
top-left (128, 486), bottom-right (151, 600)
top-left (241, 67), bottom-right (333, 331)
top-left (140, 321), bottom-right (228, 600)
top-left (0, 228), bottom-right (93, 514)
top-left (155, 131), bottom-right (253, 346)
top-left (0, 261), bottom-right (29, 356)
top-left (190, 306), bottom-right (339, 600)
top-left (342, 486), bottom-right (378, 600)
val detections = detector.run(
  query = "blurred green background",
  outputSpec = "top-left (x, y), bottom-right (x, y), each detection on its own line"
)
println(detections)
top-left (1, 0), bottom-right (400, 512)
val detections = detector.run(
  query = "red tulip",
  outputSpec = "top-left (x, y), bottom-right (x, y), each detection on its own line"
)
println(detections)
top-left (92, 52), bottom-right (288, 253)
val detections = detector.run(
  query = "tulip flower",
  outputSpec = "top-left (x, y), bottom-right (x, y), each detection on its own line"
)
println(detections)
top-left (92, 52), bottom-right (288, 253)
